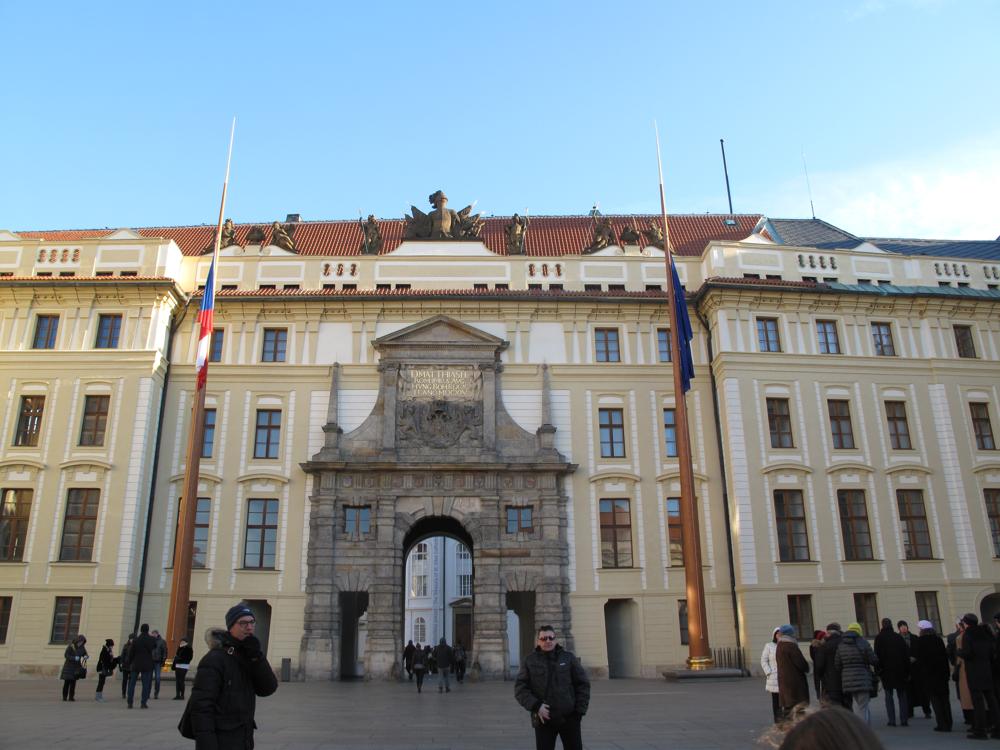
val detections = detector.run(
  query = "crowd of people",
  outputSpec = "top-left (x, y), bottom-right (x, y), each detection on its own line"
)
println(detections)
top-left (401, 637), bottom-right (468, 693)
top-left (761, 611), bottom-right (1000, 740)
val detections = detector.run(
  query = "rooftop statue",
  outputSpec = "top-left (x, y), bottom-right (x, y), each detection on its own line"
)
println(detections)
top-left (583, 215), bottom-right (617, 253)
top-left (359, 214), bottom-right (383, 255)
top-left (642, 219), bottom-right (665, 249)
top-left (404, 190), bottom-right (483, 240)
top-left (505, 213), bottom-right (529, 255)
top-left (246, 225), bottom-right (267, 245)
top-left (619, 225), bottom-right (642, 245)
top-left (220, 218), bottom-right (240, 249)
top-left (270, 221), bottom-right (296, 252)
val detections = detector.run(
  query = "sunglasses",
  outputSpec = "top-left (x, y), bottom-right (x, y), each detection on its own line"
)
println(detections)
top-left (538, 635), bottom-right (556, 642)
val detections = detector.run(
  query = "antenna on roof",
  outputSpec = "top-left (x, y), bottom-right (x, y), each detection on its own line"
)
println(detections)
top-left (801, 147), bottom-right (816, 219)
top-left (719, 139), bottom-right (734, 214)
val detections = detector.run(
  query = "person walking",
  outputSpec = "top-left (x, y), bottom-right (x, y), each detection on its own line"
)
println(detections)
top-left (514, 625), bottom-right (590, 750)
top-left (835, 622), bottom-right (878, 725)
top-left (913, 619), bottom-right (953, 732)
top-left (453, 640), bottom-right (467, 684)
top-left (412, 642), bottom-right (427, 693)
top-left (402, 640), bottom-right (416, 681)
top-left (433, 637), bottom-right (454, 693)
top-left (426, 643), bottom-right (436, 674)
top-left (172, 638), bottom-right (194, 700)
top-left (815, 623), bottom-right (851, 710)
top-left (151, 629), bottom-right (167, 699)
top-left (760, 627), bottom-right (781, 723)
top-left (127, 623), bottom-right (156, 709)
top-left (180, 602), bottom-right (278, 749)
top-left (95, 638), bottom-right (116, 702)
top-left (776, 624), bottom-right (810, 721)
top-left (957, 612), bottom-right (1000, 739)
top-left (119, 634), bottom-right (134, 699)
top-left (874, 617), bottom-right (909, 726)
top-left (956, 618), bottom-right (975, 726)
top-left (809, 630), bottom-right (826, 701)
top-left (60, 634), bottom-right (88, 702)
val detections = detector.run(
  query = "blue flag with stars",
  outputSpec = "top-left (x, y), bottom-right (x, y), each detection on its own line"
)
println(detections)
top-left (671, 259), bottom-right (695, 392)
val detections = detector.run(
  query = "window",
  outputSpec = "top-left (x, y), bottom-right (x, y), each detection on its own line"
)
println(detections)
top-left (871, 322), bottom-right (896, 356)
top-left (473, 283), bottom-right (488, 290)
top-left (14, 396), bottom-right (45, 447)
top-left (885, 401), bottom-right (912, 450)
top-left (457, 572), bottom-right (472, 597)
top-left (258, 284), bottom-right (276, 290)
top-left (78, 395), bottom-right (110, 446)
top-left (261, 328), bottom-right (287, 362)
top-left (50, 596), bottom-right (83, 643)
top-left (59, 488), bottom-right (99, 561)
top-left (853, 593), bottom-right (879, 637)
top-left (787, 595), bottom-right (814, 641)
top-left (663, 408), bottom-right (677, 457)
top-left (595, 328), bottom-right (621, 362)
top-left (656, 329), bottom-right (672, 362)
top-left (253, 409), bottom-right (281, 459)
top-left (678, 600), bottom-right (689, 645)
top-left (915, 591), bottom-right (941, 634)
top-left (528, 283), bottom-right (543, 290)
top-left (548, 283), bottom-right (562, 290)
top-left (599, 499), bottom-right (633, 568)
top-left (201, 409), bottom-right (216, 459)
top-left (209, 328), bottom-right (224, 363)
top-left (774, 490), bottom-right (810, 561)
top-left (837, 489), bottom-right (873, 561)
top-left (971, 403), bottom-right (996, 450)
top-left (896, 489), bottom-right (932, 559)
top-left (0, 596), bottom-right (10, 643)
top-left (584, 284), bottom-right (602, 291)
top-left (827, 400), bottom-right (855, 450)
top-left (954, 325), bottom-right (977, 358)
top-left (95, 314), bottom-right (122, 349)
top-left (413, 616), bottom-right (426, 642)
top-left (506, 506), bottom-right (533, 534)
top-left (496, 283), bottom-right (510, 290)
top-left (243, 498), bottom-right (278, 569)
top-left (986, 489), bottom-right (1000, 557)
top-left (666, 497), bottom-right (683, 566)
top-left (119, 271), bottom-right (137, 277)
top-left (32, 315), bottom-right (59, 349)
top-left (646, 284), bottom-right (662, 291)
top-left (766, 398), bottom-right (794, 448)
top-left (411, 543), bottom-right (428, 597)
top-left (344, 505), bottom-right (371, 537)
top-left (193, 498), bottom-right (211, 568)
top-left (0, 488), bottom-right (32, 561)
top-left (816, 320), bottom-right (841, 354)
top-left (220, 285), bottom-right (237, 291)
top-left (456, 544), bottom-right (472, 596)
top-left (756, 318), bottom-right (781, 352)
top-left (598, 408), bottom-right (626, 458)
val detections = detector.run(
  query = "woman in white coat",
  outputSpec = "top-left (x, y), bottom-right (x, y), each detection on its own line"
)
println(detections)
top-left (761, 626), bottom-right (781, 723)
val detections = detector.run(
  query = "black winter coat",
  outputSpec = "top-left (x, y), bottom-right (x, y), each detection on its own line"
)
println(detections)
top-left (958, 624), bottom-right (997, 691)
top-left (834, 631), bottom-right (876, 694)
top-left (60, 642), bottom-right (88, 681)
top-left (913, 631), bottom-right (950, 690)
top-left (814, 631), bottom-right (844, 699)
top-left (874, 626), bottom-right (909, 689)
top-left (433, 642), bottom-right (454, 670)
top-left (131, 633), bottom-right (157, 672)
top-left (182, 629), bottom-right (278, 750)
top-left (173, 644), bottom-right (194, 669)
top-left (97, 645), bottom-right (116, 676)
top-left (515, 645), bottom-right (590, 721)
top-left (120, 639), bottom-right (135, 671)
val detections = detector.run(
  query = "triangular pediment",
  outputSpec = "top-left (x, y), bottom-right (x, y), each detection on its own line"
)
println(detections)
top-left (374, 315), bottom-right (507, 348)
top-left (106, 228), bottom-right (144, 240)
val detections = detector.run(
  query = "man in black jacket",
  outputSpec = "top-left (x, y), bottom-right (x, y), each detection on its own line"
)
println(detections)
top-left (182, 602), bottom-right (278, 750)
top-left (814, 622), bottom-right (851, 709)
top-left (957, 613), bottom-right (1000, 739)
top-left (874, 618), bottom-right (910, 726)
top-left (515, 625), bottom-right (590, 750)
top-left (914, 619), bottom-right (953, 732)
top-left (127, 623), bottom-right (157, 709)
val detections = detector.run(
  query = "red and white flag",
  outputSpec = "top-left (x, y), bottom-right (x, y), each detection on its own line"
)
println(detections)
top-left (194, 257), bottom-right (216, 390)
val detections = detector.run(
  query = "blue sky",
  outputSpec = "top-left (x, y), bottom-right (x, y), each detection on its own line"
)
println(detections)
top-left (2, 0), bottom-right (997, 239)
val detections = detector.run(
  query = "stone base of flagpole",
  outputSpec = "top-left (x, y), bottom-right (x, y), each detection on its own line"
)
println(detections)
top-left (663, 657), bottom-right (745, 680)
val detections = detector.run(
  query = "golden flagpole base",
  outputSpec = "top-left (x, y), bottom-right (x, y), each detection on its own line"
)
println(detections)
top-left (686, 655), bottom-right (715, 671)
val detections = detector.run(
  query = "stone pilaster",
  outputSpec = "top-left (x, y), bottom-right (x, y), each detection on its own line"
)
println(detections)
top-left (300, 475), bottom-right (339, 680)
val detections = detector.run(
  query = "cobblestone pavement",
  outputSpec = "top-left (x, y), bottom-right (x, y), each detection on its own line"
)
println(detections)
top-left (0, 674), bottom-right (975, 749)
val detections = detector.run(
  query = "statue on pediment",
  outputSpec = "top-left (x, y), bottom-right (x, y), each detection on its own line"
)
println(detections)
top-left (270, 221), bottom-right (296, 251)
top-left (583, 216), bottom-right (617, 253)
top-left (642, 219), bottom-right (665, 249)
top-left (404, 190), bottom-right (483, 240)
top-left (220, 218), bottom-right (240, 248)
top-left (246, 225), bottom-right (267, 245)
top-left (359, 214), bottom-right (383, 255)
top-left (619, 225), bottom-right (642, 245)
top-left (505, 213), bottom-right (528, 255)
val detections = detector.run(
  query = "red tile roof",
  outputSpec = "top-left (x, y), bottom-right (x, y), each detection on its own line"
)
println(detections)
top-left (17, 214), bottom-right (761, 258)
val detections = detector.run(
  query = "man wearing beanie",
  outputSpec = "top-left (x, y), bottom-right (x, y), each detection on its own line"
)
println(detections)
top-left (913, 619), bottom-right (952, 732)
top-left (180, 602), bottom-right (278, 748)
top-left (814, 622), bottom-right (851, 710)
top-left (874, 617), bottom-right (909, 726)
top-left (834, 622), bottom-right (878, 725)
top-left (957, 612), bottom-right (1000, 739)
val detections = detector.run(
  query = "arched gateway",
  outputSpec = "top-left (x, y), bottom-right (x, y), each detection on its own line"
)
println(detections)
top-left (299, 316), bottom-right (576, 680)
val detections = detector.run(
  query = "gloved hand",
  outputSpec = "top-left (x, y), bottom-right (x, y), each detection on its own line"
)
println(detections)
top-left (239, 635), bottom-right (263, 660)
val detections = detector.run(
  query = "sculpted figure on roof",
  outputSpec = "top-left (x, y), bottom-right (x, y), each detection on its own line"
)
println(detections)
top-left (505, 213), bottom-right (528, 255)
top-left (359, 214), bottom-right (383, 255)
top-left (619, 225), bottom-right (642, 246)
top-left (404, 190), bottom-right (483, 240)
top-left (642, 219), bottom-right (665, 249)
top-left (220, 218), bottom-right (239, 249)
top-left (270, 221), bottom-right (296, 252)
top-left (583, 215), bottom-right (617, 253)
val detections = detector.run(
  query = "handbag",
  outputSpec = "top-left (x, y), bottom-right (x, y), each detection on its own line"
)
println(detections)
top-left (868, 669), bottom-right (879, 698)
top-left (75, 666), bottom-right (87, 680)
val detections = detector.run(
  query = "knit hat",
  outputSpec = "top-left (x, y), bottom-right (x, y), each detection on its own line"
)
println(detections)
top-left (962, 612), bottom-right (979, 627)
top-left (779, 624), bottom-right (796, 637)
top-left (826, 622), bottom-right (842, 633)
top-left (917, 620), bottom-right (933, 631)
top-left (846, 622), bottom-right (863, 635)
top-left (225, 603), bottom-right (255, 630)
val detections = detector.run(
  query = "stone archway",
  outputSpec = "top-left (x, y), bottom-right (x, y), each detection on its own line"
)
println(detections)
top-left (299, 315), bottom-right (576, 680)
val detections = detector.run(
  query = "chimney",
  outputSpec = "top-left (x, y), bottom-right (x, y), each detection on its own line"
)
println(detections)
top-left (285, 213), bottom-right (301, 223)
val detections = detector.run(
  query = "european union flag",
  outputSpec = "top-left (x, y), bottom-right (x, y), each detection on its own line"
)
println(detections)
top-left (671, 259), bottom-right (695, 392)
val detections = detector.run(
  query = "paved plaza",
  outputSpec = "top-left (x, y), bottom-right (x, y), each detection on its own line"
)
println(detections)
top-left (0, 674), bottom-right (976, 749)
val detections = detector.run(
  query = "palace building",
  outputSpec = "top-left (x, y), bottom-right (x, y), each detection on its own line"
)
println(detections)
top-left (0, 205), bottom-right (998, 680)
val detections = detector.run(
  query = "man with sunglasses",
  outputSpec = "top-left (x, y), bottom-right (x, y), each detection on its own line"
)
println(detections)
top-left (180, 602), bottom-right (278, 749)
top-left (515, 625), bottom-right (590, 750)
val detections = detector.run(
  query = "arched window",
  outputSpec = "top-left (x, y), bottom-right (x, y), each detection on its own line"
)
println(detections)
top-left (413, 616), bottom-right (426, 643)
top-left (411, 542), bottom-right (428, 597)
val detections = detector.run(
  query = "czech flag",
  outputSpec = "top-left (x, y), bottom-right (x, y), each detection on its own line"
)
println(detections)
top-left (194, 258), bottom-right (216, 390)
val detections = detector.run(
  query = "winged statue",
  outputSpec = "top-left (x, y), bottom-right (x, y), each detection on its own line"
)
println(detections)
top-left (404, 190), bottom-right (483, 240)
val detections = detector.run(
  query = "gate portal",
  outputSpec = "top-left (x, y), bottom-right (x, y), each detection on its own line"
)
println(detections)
top-left (299, 316), bottom-right (576, 680)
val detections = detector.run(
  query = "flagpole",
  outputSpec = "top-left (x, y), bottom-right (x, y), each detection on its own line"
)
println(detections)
top-left (655, 122), bottom-right (712, 670)
top-left (165, 119), bottom-right (236, 666)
